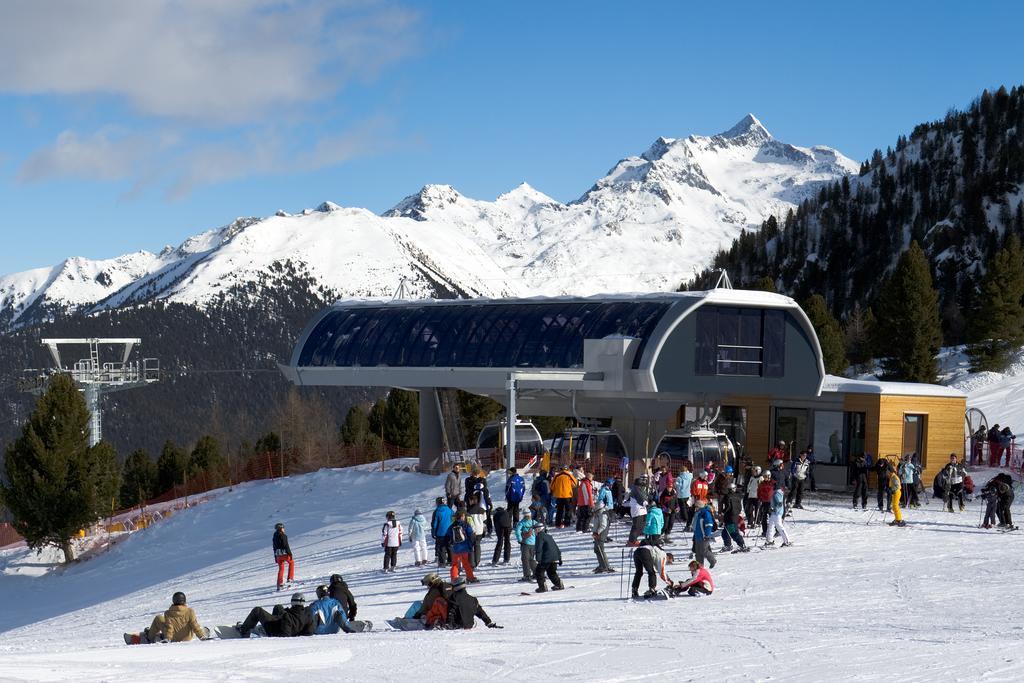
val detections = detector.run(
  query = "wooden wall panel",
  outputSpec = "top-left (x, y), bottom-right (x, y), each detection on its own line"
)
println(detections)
top-left (877, 395), bottom-right (966, 482)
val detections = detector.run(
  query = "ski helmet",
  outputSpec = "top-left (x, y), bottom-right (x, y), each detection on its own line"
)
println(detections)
top-left (172, 591), bottom-right (186, 606)
top-left (421, 572), bottom-right (440, 586)
top-left (728, 482), bottom-right (736, 491)
top-left (773, 459), bottom-right (783, 468)
top-left (698, 471), bottom-right (707, 480)
top-left (724, 466), bottom-right (734, 474)
top-left (330, 573), bottom-right (343, 584)
top-left (274, 522), bottom-right (284, 530)
top-left (753, 466), bottom-right (762, 476)
top-left (290, 593), bottom-right (306, 606)
top-left (316, 585), bottom-right (328, 599)
top-left (452, 576), bottom-right (467, 591)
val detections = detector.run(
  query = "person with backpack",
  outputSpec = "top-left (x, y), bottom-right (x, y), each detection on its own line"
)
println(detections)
top-left (431, 497), bottom-right (454, 568)
top-left (643, 501), bottom-right (664, 546)
top-left (466, 494), bottom-right (487, 567)
top-left (627, 483), bottom-right (648, 547)
top-left (551, 466), bottom-right (578, 528)
top-left (591, 502), bottom-right (614, 573)
top-left (408, 508), bottom-right (429, 567)
top-left (533, 524), bottom-right (564, 592)
top-left (575, 472), bottom-right (596, 532)
top-left (447, 576), bottom-right (502, 629)
top-left (236, 592), bottom-right (315, 638)
top-left (532, 470), bottom-right (555, 524)
top-left (490, 505), bottom-right (512, 565)
top-left (505, 467), bottom-right (526, 521)
top-left (124, 591), bottom-right (207, 645)
top-left (631, 544), bottom-right (675, 599)
top-left (381, 511), bottom-right (403, 573)
top-left (765, 481), bottom-right (793, 545)
top-left (445, 465), bottom-right (461, 507)
top-left (413, 572), bottom-right (449, 621)
top-left (309, 585), bottom-right (371, 634)
top-left (515, 510), bottom-right (540, 581)
top-left (692, 498), bottom-right (716, 568)
top-left (328, 573), bottom-right (357, 621)
top-left (272, 522), bottom-right (295, 591)
top-left (446, 510), bottom-right (477, 582)
top-left (850, 454), bottom-right (870, 510)
top-left (671, 559), bottom-right (715, 597)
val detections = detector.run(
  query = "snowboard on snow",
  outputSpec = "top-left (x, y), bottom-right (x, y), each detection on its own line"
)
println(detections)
top-left (211, 624), bottom-right (247, 639)
top-left (386, 618), bottom-right (426, 631)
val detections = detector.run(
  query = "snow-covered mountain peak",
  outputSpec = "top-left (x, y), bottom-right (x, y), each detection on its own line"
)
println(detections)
top-left (495, 182), bottom-right (558, 207)
top-left (719, 113), bottom-right (772, 142)
top-left (383, 184), bottom-right (466, 221)
top-left (315, 201), bottom-right (342, 213)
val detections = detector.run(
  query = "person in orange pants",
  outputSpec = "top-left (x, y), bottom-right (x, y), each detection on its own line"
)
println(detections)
top-left (887, 468), bottom-right (905, 527)
top-left (273, 522), bottom-right (296, 590)
top-left (446, 511), bottom-right (478, 582)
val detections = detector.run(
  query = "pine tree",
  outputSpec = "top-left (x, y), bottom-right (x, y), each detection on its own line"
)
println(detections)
top-left (156, 440), bottom-right (188, 492)
top-left (189, 435), bottom-right (225, 486)
top-left (874, 242), bottom-right (943, 382)
top-left (254, 432), bottom-right (281, 454)
top-left (0, 374), bottom-right (120, 563)
top-left (120, 449), bottom-right (157, 508)
top-left (802, 294), bottom-right (848, 375)
top-left (383, 390), bottom-right (419, 449)
top-left (341, 406), bottom-right (372, 446)
top-left (844, 303), bottom-right (876, 371)
top-left (966, 235), bottom-right (1024, 370)
top-left (90, 440), bottom-right (122, 517)
top-left (368, 399), bottom-right (387, 438)
top-left (749, 276), bottom-right (777, 293)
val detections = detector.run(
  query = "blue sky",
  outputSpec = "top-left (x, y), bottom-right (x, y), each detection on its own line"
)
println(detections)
top-left (0, 1), bottom-right (1022, 274)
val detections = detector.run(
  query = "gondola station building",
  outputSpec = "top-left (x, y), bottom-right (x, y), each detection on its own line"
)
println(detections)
top-left (280, 288), bottom-right (965, 489)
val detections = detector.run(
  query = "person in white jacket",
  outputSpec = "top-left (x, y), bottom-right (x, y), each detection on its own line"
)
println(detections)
top-left (745, 466), bottom-right (762, 524)
top-left (408, 509), bottom-right (430, 567)
top-left (381, 511), bottom-right (403, 573)
top-left (466, 494), bottom-right (488, 568)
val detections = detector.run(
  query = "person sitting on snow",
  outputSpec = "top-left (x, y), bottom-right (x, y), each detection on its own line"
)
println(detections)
top-left (671, 559), bottom-right (715, 597)
top-left (124, 591), bottom-right (208, 644)
top-left (448, 576), bottom-right (502, 629)
top-left (328, 573), bottom-right (358, 621)
top-left (309, 585), bottom-right (372, 634)
top-left (236, 592), bottom-right (315, 638)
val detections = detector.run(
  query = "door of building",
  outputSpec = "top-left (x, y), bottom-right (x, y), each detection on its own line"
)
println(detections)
top-left (902, 414), bottom-right (926, 462)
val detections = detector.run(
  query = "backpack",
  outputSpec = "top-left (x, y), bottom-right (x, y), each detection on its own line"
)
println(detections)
top-left (508, 476), bottom-right (526, 502)
top-left (451, 523), bottom-right (467, 545)
top-left (425, 596), bottom-right (449, 628)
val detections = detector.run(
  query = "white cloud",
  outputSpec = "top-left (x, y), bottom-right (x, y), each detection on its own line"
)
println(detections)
top-left (0, 0), bottom-right (419, 123)
top-left (18, 129), bottom-right (154, 182)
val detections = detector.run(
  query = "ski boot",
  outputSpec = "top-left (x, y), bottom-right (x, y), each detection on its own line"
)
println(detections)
top-left (643, 589), bottom-right (658, 599)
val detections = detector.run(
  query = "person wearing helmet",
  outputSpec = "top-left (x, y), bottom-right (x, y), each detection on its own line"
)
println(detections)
top-left (124, 591), bottom-right (208, 645)
top-left (381, 510), bottom-right (403, 574)
top-left (764, 481), bottom-right (792, 547)
top-left (671, 559), bottom-right (714, 597)
top-left (515, 510), bottom-right (540, 581)
top-left (597, 476), bottom-right (615, 510)
top-left (745, 466), bottom-right (762, 522)
top-left (767, 440), bottom-right (788, 466)
top-left (875, 456), bottom-right (892, 512)
top-left (448, 576), bottom-right (501, 629)
top-left (849, 453), bottom-right (870, 510)
top-left (787, 451), bottom-right (811, 510)
top-left (756, 472), bottom-right (774, 536)
top-left (533, 524), bottom-right (564, 592)
top-left (720, 482), bottom-right (748, 553)
top-left (309, 585), bottom-right (371, 634)
top-left (236, 592), bottom-right (315, 638)
top-left (328, 573), bottom-right (358, 620)
top-left (691, 499), bottom-right (716, 569)
top-left (272, 522), bottom-right (295, 591)
top-left (590, 501), bottom-right (614, 573)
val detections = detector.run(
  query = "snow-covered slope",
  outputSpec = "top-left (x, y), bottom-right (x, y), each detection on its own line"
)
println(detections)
top-left (0, 114), bottom-right (855, 325)
top-left (2, 465), bottom-right (1024, 682)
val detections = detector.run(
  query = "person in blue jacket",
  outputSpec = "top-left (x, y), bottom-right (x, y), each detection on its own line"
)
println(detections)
top-left (309, 585), bottom-right (370, 634)
top-left (505, 468), bottom-right (526, 521)
top-left (532, 471), bottom-right (555, 525)
top-left (597, 478), bottom-right (615, 509)
top-left (643, 502), bottom-right (664, 546)
top-left (431, 497), bottom-right (453, 568)
top-left (514, 510), bottom-right (540, 582)
top-left (446, 510), bottom-right (478, 582)
top-left (692, 498), bottom-right (717, 568)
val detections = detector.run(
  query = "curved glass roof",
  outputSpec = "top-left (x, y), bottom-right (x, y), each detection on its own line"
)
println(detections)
top-left (296, 300), bottom-right (672, 370)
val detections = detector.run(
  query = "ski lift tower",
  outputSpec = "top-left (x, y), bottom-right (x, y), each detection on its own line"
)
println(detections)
top-left (27, 338), bottom-right (160, 447)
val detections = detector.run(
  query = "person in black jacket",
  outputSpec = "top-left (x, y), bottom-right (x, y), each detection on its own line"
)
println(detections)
top-left (719, 485), bottom-right (747, 552)
top-left (328, 574), bottom-right (357, 620)
top-left (532, 525), bottom-right (564, 593)
top-left (237, 593), bottom-right (314, 638)
top-left (875, 458), bottom-right (891, 512)
top-left (447, 577), bottom-right (501, 629)
top-left (272, 522), bottom-right (295, 591)
top-left (465, 468), bottom-right (493, 535)
top-left (490, 506), bottom-right (512, 565)
top-left (850, 454), bottom-right (870, 510)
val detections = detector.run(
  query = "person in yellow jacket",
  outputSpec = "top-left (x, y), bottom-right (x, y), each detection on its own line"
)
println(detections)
top-left (887, 464), bottom-right (906, 527)
top-left (124, 592), bottom-right (209, 644)
top-left (551, 467), bottom-right (578, 528)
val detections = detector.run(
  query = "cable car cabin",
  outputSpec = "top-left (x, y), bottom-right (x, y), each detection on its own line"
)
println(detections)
top-left (475, 420), bottom-right (545, 470)
top-left (549, 428), bottom-right (628, 480)
top-left (653, 427), bottom-right (737, 473)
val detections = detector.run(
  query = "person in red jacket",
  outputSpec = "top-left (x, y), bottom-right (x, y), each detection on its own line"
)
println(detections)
top-left (672, 559), bottom-right (714, 596)
top-left (766, 441), bottom-right (788, 466)
top-left (574, 472), bottom-right (595, 532)
top-left (756, 473), bottom-right (774, 536)
top-left (690, 471), bottom-right (709, 504)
